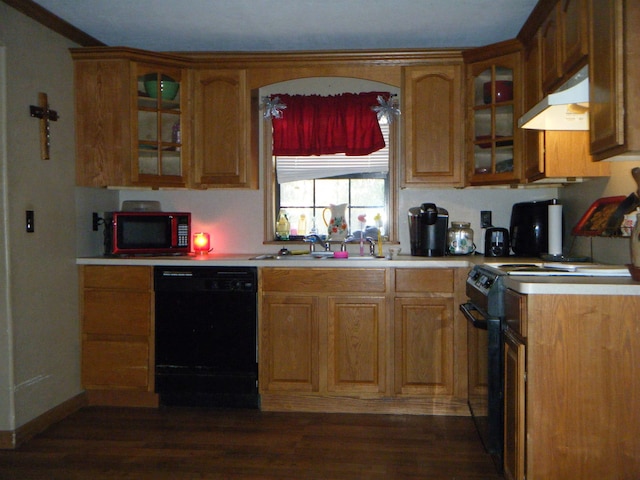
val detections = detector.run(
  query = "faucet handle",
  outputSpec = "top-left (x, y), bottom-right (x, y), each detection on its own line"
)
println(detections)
top-left (364, 236), bottom-right (377, 256)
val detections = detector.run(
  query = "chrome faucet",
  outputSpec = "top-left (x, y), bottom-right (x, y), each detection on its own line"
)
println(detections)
top-left (341, 236), bottom-right (377, 256)
top-left (304, 234), bottom-right (331, 252)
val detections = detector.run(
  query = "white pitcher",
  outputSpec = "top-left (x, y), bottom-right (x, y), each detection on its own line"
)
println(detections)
top-left (323, 203), bottom-right (348, 241)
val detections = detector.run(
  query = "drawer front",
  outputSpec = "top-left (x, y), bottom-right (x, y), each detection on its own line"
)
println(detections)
top-left (82, 340), bottom-right (149, 388)
top-left (83, 265), bottom-right (152, 290)
top-left (395, 268), bottom-right (454, 293)
top-left (83, 290), bottom-right (152, 336)
top-left (504, 288), bottom-right (527, 337)
top-left (262, 268), bottom-right (386, 293)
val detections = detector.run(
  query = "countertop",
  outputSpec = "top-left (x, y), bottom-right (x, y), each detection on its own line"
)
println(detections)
top-left (76, 253), bottom-right (473, 268)
top-left (503, 274), bottom-right (640, 295)
top-left (76, 254), bottom-right (640, 295)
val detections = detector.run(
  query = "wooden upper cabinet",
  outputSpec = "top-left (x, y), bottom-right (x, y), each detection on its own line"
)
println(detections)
top-left (402, 64), bottom-right (464, 187)
top-left (589, 0), bottom-right (640, 160)
top-left (74, 58), bottom-right (132, 187)
top-left (464, 42), bottom-right (523, 186)
top-left (540, 4), bottom-right (562, 93)
top-left (522, 33), bottom-right (544, 181)
top-left (134, 64), bottom-right (187, 187)
top-left (540, 0), bottom-right (589, 94)
top-left (192, 69), bottom-right (258, 189)
top-left (522, 36), bottom-right (609, 182)
top-left (561, 0), bottom-right (589, 73)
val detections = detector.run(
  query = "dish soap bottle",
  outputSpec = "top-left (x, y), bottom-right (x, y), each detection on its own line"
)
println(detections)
top-left (276, 210), bottom-right (290, 240)
top-left (298, 214), bottom-right (307, 236)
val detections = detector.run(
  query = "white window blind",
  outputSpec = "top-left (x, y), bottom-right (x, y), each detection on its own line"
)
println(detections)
top-left (276, 122), bottom-right (389, 184)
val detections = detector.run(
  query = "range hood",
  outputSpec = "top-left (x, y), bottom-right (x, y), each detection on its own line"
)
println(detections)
top-left (518, 66), bottom-right (589, 130)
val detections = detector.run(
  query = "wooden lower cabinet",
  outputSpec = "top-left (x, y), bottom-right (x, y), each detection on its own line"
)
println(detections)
top-left (260, 295), bottom-right (320, 393)
top-left (504, 289), bottom-right (640, 479)
top-left (503, 328), bottom-right (526, 480)
top-left (327, 295), bottom-right (386, 394)
top-left (259, 267), bottom-right (467, 415)
top-left (393, 296), bottom-right (454, 396)
top-left (80, 265), bottom-right (158, 407)
top-left (260, 293), bottom-right (386, 395)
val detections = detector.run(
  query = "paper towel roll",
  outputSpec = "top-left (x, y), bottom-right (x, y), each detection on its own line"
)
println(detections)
top-left (548, 204), bottom-right (563, 255)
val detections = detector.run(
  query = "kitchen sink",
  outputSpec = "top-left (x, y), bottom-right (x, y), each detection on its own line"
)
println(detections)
top-left (250, 253), bottom-right (384, 261)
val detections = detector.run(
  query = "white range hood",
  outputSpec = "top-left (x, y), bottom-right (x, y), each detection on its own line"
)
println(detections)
top-left (518, 66), bottom-right (589, 130)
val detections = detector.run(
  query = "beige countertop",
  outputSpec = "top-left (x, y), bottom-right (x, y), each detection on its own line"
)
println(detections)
top-left (76, 253), bottom-right (472, 268)
top-left (503, 274), bottom-right (640, 295)
top-left (76, 254), bottom-right (640, 294)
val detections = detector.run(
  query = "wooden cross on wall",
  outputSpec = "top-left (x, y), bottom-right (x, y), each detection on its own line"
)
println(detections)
top-left (30, 92), bottom-right (59, 160)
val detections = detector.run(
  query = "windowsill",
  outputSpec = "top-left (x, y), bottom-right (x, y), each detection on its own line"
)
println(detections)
top-left (263, 239), bottom-right (397, 246)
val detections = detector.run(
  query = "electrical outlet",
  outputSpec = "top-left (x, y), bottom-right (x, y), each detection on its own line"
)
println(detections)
top-left (92, 212), bottom-right (100, 231)
top-left (480, 210), bottom-right (492, 228)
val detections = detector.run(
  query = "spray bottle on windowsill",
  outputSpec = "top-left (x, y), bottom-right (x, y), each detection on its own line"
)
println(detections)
top-left (374, 213), bottom-right (384, 257)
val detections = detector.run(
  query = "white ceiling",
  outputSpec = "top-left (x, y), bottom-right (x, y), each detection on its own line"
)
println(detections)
top-left (31, 0), bottom-right (537, 52)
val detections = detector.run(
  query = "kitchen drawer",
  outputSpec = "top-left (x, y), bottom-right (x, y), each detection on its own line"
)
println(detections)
top-left (83, 290), bottom-right (152, 336)
top-left (82, 265), bottom-right (152, 290)
top-left (504, 288), bottom-right (527, 337)
top-left (261, 268), bottom-right (386, 293)
top-left (82, 339), bottom-right (150, 388)
top-left (394, 268), bottom-right (454, 293)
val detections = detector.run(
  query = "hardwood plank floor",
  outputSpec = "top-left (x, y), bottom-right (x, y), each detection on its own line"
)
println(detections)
top-left (0, 407), bottom-right (504, 479)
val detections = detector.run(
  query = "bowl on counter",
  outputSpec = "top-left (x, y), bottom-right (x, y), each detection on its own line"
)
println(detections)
top-left (627, 264), bottom-right (640, 281)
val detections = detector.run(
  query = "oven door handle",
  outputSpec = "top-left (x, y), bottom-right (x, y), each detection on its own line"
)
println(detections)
top-left (460, 302), bottom-right (489, 330)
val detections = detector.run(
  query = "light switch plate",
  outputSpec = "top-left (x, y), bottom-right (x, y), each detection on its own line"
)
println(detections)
top-left (26, 210), bottom-right (34, 232)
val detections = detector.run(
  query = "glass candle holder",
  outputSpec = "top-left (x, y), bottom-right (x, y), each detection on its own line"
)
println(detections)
top-left (193, 232), bottom-right (211, 254)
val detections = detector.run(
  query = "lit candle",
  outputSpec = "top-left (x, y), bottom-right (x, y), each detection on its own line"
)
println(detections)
top-left (193, 232), bottom-right (211, 254)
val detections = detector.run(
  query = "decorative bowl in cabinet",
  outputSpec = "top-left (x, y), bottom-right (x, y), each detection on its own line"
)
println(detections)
top-left (143, 75), bottom-right (179, 100)
top-left (483, 81), bottom-right (513, 104)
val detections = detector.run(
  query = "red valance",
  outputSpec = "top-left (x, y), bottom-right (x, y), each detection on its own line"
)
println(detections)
top-left (271, 92), bottom-right (389, 156)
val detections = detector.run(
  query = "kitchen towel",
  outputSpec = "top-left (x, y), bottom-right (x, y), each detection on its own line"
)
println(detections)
top-left (548, 203), bottom-right (563, 255)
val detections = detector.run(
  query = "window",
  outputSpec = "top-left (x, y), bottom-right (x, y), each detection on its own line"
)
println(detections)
top-left (275, 120), bottom-right (391, 240)
top-left (261, 79), bottom-right (399, 244)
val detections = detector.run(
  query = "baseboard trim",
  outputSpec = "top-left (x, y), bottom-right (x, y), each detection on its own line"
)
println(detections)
top-left (0, 392), bottom-right (87, 450)
top-left (260, 393), bottom-right (471, 416)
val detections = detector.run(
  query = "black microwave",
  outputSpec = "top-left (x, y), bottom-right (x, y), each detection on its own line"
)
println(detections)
top-left (104, 211), bottom-right (191, 256)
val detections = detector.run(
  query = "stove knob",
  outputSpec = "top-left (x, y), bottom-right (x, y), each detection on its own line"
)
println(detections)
top-left (483, 278), bottom-right (494, 289)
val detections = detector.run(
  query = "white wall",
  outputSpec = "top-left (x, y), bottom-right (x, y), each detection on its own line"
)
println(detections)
top-left (0, 4), bottom-right (83, 431)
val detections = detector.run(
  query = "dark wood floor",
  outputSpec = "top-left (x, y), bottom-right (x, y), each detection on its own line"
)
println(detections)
top-left (0, 407), bottom-right (504, 479)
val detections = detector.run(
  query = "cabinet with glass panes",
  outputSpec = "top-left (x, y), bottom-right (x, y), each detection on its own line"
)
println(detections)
top-left (135, 64), bottom-right (186, 187)
top-left (72, 49), bottom-right (189, 188)
top-left (466, 50), bottom-right (522, 185)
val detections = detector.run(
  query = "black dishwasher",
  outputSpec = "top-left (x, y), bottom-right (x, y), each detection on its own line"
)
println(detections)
top-left (154, 266), bottom-right (259, 408)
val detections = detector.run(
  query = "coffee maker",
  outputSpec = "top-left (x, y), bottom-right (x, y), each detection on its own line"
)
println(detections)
top-left (408, 203), bottom-right (449, 256)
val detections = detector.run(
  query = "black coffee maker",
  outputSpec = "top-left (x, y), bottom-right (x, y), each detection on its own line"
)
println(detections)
top-left (408, 203), bottom-right (449, 256)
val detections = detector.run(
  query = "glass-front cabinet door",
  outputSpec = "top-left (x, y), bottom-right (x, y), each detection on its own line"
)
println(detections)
top-left (135, 64), bottom-right (186, 186)
top-left (467, 51), bottom-right (522, 185)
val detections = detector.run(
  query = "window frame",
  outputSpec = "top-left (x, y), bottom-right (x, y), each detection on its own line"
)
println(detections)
top-left (262, 111), bottom-right (398, 245)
